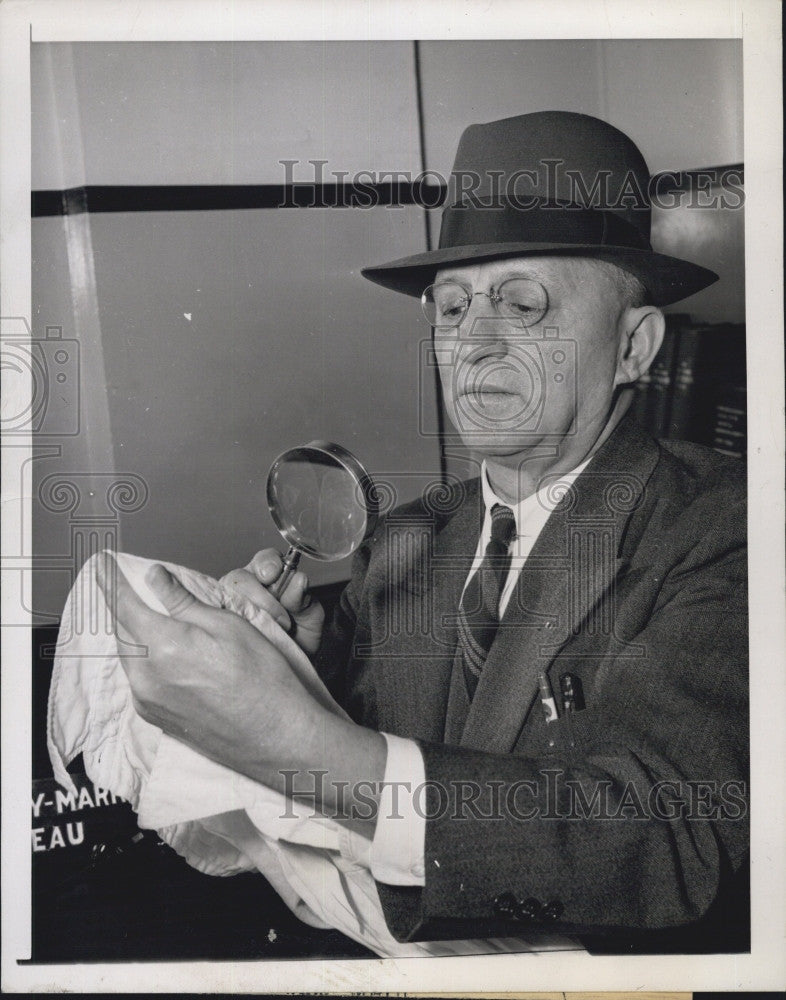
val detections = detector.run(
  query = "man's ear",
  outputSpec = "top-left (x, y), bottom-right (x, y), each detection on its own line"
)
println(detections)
top-left (614, 306), bottom-right (666, 386)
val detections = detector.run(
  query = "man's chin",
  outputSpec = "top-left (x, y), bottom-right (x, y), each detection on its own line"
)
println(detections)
top-left (452, 425), bottom-right (552, 456)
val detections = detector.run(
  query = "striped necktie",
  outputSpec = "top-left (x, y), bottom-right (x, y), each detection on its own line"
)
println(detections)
top-left (458, 503), bottom-right (517, 699)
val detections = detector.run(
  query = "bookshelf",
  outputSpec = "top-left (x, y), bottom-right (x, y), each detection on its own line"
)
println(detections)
top-left (633, 165), bottom-right (746, 459)
top-left (630, 317), bottom-right (746, 459)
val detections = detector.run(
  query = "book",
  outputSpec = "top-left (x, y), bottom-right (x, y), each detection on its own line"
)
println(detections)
top-left (629, 366), bottom-right (652, 433)
top-left (702, 323), bottom-right (746, 459)
top-left (711, 381), bottom-right (747, 459)
top-left (646, 314), bottom-right (690, 438)
top-left (630, 313), bottom-right (688, 439)
top-left (668, 323), bottom-right (704, 442)
top-left (632, 318), bottom-right (746, 459)
top-left (668, 320), bottom-right (746, 458)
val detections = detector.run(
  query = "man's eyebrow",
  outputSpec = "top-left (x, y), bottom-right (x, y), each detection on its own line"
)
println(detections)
top-left (495, 266), bottom-right (545, 282)
top-left (439, 266), bottom-right (553, 285)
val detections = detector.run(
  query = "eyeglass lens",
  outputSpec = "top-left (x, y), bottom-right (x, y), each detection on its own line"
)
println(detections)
top-left (421, 277), bottom-right (548, 328)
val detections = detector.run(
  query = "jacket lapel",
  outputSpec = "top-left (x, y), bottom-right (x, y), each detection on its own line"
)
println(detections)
top-left (377, 478), bottom-right (482, 742)
top-left (460, 418), bottom-right (661, 754)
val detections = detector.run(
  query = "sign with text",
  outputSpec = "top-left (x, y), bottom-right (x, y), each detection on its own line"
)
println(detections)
top-left (31, 772), bottom-right (140, 889)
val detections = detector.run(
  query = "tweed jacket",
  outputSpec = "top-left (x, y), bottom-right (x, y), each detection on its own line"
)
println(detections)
top-left (315, 415), bottom-right (749, 943)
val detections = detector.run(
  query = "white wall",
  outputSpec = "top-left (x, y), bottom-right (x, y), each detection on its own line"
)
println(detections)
top-left (32, 42), bottom-right (422, 187)
top-left (33, 40), bottom-right (743, 190)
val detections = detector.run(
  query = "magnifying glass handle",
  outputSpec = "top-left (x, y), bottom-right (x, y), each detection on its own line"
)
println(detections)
top-left (269, 545), bottom-right (301, 600)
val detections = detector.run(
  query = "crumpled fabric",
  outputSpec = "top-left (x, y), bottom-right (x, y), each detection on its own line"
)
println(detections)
top-left (48, 551), bottom-right (579, 959)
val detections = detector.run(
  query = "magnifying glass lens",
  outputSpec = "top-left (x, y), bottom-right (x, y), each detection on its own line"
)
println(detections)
top-left (266, 441), bottom-right (377, 598)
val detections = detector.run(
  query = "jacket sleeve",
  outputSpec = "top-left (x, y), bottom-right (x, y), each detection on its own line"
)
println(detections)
top-left (311, 532), bottom-right (372, 709)
top-left (375, 501), bottom-right (749, 942)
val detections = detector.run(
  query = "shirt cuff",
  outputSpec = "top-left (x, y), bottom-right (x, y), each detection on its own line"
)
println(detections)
top-left (368, 732), bottom-right (426, 886)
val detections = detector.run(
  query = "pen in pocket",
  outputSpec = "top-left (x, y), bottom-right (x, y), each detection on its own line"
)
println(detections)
top-left (560, 673), bottom-right (576, 748)
top-left (538, 672), bottom-right (559, 724)
top-left (560, 672), bottom-right (585, 711)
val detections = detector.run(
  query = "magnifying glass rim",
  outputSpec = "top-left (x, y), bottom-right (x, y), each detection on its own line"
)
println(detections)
top-left (266, 439), bottom-right (378, 561)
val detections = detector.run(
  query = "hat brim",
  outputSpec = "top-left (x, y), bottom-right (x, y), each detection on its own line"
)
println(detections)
top-left (361, 242), bottom-right (718, 308)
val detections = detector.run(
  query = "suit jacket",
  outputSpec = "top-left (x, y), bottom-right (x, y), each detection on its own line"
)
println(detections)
top-left (315, 415), bottom-right (749, 944)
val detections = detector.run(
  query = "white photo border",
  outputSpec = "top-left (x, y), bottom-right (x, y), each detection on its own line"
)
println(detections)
top-left (1, 0), bottom-right (783, 993)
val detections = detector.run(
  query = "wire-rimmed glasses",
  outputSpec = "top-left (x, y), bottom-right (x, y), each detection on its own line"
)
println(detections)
top-left (421, 277), bottom-right (549, 329)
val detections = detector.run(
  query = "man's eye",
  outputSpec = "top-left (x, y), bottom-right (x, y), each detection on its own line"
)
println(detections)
top-left (506, 300), bottom-right (540, 315)
top-left (438, 300), bottom-right (467, 318)
top-left (498, 279), bottom-right (548, 324)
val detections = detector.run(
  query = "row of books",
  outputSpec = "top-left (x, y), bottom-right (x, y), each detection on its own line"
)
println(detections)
top-left (630, 316), bottom-right (746, 459)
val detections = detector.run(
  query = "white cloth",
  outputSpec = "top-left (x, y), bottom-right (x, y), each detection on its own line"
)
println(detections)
top-left (48, 551), bottom-right (578, 957)
top-left (368, 732), bottom-right (427, 885)
top-left (370, 457), bottom-right (593, 886)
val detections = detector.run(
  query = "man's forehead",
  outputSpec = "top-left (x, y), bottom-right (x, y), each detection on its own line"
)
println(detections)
top-left (435, 255), bottom-right (592, 286)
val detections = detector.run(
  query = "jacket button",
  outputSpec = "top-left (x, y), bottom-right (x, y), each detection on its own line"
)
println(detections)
top-left (516, 897), bottom-right (541, 922)
top-left (493, 891), bottom-right (518, 918)
top-left (541, 900), bottom-right (564, 922)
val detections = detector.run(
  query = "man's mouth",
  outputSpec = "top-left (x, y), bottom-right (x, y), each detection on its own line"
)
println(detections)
top-left (460, 385), bottom-right (518, 397)
top-left (470, 386), bottom-right (513, 392)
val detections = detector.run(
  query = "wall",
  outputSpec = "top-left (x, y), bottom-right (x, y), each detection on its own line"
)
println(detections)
top-left (30, 39), bottom-right (744, 618)
top-left (418, 40), bottom-right (743, 179)
top-left (31, 41), bottom-right (436, 618)
top-left (32, 42), bottom-right (423, 187)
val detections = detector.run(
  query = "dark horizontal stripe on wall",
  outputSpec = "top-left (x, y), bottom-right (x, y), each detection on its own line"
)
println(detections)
top-left (31, 166), bottom-right (743, 218)
top-left (650, 163), bottom-right (744, 192)
top-left (32, 183), bottom-right (449, 217)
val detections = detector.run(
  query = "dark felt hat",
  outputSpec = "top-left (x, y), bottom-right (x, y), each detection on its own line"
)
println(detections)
top-left (361, 110), bottom-right (718, 306)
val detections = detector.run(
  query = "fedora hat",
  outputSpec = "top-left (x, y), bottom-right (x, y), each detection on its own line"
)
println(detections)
top-left (361, 110), bottom-right (718, 307)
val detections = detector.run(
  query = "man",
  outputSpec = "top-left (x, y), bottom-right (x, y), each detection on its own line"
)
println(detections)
top-left (100, 111), bottom-right (748, 947)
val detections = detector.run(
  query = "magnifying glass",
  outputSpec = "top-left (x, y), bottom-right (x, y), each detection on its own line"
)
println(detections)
top-left (266, 440), bottom-right (378, 600)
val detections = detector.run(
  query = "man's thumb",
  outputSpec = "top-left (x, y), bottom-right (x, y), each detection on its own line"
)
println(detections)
top-left (146, 564), bottom-right (199, 619)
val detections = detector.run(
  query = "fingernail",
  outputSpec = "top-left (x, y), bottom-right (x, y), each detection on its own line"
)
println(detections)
top-left (262, 561), bottom-right (277, 579)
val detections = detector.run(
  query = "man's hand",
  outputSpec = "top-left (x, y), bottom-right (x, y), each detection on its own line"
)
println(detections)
top-left (97, 554), bottom-right (385, 832)
top-left (97, 554), bottom-right (323, 787)
top-left (220, 549), bottom-right (325, 655)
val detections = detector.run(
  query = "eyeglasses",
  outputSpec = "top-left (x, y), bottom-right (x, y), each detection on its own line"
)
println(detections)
top-left (421, 277), bottom-right (549, 329)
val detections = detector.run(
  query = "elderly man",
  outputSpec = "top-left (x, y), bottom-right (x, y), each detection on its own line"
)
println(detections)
top-left (101, 112), bottom-right (748, 947)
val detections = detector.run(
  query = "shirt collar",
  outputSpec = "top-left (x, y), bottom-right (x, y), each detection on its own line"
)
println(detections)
top-left (480, 455), bottom-right (594, 536)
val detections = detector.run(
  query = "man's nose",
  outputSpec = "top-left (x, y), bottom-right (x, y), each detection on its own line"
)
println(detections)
top-left (459, 310), bottom-right (516, 355)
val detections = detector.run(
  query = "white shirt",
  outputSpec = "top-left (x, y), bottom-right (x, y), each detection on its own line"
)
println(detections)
top-left (361, 456), bottom-right (592, 885)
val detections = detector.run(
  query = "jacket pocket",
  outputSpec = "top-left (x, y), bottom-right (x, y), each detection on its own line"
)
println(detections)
top-left (539, 707), bottom-right (598, 757)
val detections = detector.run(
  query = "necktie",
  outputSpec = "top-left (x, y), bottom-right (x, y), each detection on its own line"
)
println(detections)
top-left (458, 503), bottom-right (516, 699)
